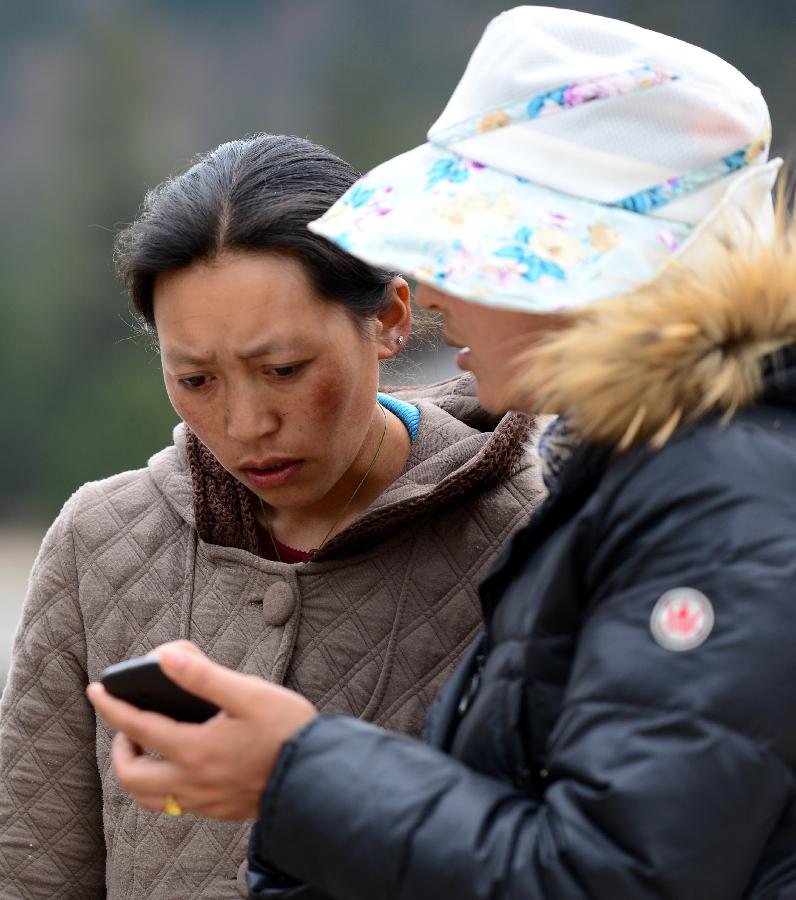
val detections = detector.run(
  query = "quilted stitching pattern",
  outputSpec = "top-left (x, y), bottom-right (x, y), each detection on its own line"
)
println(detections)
top-left (0, 497), bottom-right (105, 900)
top-left (286, 485), bottom-right (532, 737)
top-left (0, 407), bottom-right (543, 898)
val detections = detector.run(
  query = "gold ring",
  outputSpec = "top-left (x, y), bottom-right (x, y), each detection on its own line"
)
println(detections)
top-left (163, 793), bottom-right (184, 817)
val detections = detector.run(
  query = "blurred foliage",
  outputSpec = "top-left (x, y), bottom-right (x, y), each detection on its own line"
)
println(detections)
top-left (1, 0), bottom-right (794, 524)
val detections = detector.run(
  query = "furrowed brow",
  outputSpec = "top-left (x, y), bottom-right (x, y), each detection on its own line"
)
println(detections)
top-left (239, 340), bottom-right (292, 360)
top-left (163, 348), bottom-right (213, 367)
top-left (163, 339), bottom-right (295, 367)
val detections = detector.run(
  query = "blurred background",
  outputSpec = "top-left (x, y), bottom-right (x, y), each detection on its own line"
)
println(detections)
top-left (2, 0), bottom-right (795, 685)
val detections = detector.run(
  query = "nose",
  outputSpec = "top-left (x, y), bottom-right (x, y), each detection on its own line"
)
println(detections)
top-left (415, 283), bottom-right (449, 312)
top-left (225, 384), bottom-right (280, 443)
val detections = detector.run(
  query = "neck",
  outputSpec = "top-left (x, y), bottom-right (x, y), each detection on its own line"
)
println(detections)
top-left (262, 403), bottom-right (411, 551)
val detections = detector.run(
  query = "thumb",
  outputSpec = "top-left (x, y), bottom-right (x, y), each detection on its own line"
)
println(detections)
top-left (147, 639), bottom-right (205, 661)
top-left (158, 647), bottom-right (262, 718)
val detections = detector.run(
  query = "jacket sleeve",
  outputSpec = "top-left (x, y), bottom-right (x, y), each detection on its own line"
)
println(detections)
top-left (248, 433), bottom-right (796, 900)
top-left (0, 493), bottom-right (106, 898)
top-left (246, 827), bottom-right (332, 899)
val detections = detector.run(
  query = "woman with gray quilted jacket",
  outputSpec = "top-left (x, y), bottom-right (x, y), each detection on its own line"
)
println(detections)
top-left (0, 133), bottom-right (542, 898)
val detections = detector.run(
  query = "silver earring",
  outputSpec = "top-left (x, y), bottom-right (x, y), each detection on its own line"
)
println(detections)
top-left (396, 335), bottom-right (404, 345)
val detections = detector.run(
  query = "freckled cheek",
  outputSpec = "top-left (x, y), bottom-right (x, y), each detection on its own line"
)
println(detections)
top-left (308, 375), bottom-right (348, 427)
top-left (163, 379), bottom-right (187, 420)
top-left (303, 373), bottom-right (366, 454)
top-left (163, 380), bottom-right (191, 422)
top-left (163, 381), bottom-right (220, 442)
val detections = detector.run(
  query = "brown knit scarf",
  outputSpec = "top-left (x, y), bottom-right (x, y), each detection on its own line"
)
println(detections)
top-left (185, 409), bottom-right (532, 559)
top-left (186, 429), bottom-right (262, 555)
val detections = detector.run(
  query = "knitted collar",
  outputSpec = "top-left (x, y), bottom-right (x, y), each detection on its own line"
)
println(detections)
top-left (186, 430), bottom-right (262, 556)
top-left (185, 400), bottom-right (533, 559)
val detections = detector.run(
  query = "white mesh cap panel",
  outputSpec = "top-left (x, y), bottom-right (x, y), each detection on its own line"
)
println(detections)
top-left (428, 5), bottom-right (771, 224)
top-left (431, 6), bottom-right (760, 132)
top-left (528, 85), bottom-right (764, 173)
top-left (308, 6), bottom-right (780, 314)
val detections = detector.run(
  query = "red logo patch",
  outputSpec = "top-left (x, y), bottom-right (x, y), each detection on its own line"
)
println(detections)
top-left (650, 588), bottom-right (714, 651)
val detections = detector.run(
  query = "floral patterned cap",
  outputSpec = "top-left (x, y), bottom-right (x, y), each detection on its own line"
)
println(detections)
top-left (310, 6), bottom-right (780, 313)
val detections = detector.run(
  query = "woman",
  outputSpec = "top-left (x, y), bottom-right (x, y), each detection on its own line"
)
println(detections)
top-left (91, 7), bottom-right (796, 898)
top-left (0, 133), bottom-right (541, 898)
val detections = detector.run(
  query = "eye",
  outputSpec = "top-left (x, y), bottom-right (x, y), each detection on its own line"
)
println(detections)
top-left (177, 375), bottom-right (208, 389)
top-left (268, 363), bottom-right (305, 379)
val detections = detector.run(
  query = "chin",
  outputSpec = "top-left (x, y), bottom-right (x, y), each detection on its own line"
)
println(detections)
top-left (476, 376), bottom-right (532, 415)
top-left (474, 385), bottom-right (510, 416)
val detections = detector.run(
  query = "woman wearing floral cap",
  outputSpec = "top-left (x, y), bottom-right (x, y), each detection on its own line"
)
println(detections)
top-left (89, 7), bottom-right (796, 898)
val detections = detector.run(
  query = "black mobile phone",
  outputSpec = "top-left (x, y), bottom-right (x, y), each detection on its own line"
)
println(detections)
top-left (99, 656), bottom-right (220, 723)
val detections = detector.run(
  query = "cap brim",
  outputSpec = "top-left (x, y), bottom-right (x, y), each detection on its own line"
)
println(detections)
top-left (309, 142), bottom-right (695, 313)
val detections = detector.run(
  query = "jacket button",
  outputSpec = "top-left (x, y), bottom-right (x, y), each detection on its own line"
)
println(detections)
top-left (262, 582), bottom-right (295, 626)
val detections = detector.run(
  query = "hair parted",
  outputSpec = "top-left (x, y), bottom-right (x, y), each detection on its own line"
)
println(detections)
top-left (114, 133), bottom-right (396, 331)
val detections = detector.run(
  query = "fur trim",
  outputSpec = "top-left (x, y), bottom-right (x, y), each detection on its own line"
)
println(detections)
top-left (513, 211), bottom-right (796, 450)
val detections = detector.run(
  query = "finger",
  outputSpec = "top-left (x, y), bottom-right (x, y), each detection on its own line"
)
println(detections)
top-left (146, 640), bottom-right (206, 660)
top-left (191, 800), bottom-right (245, 822)
top-left (88, 683), bottom-right (194, 758)
top-left (112, 731), bottom-right (146, 765)
top-left (134, 793), bottom-right (175, 814)
top-left (111, 732), bottom-right (183, 796)
top-left (157, 648), bottom-right (269, 717)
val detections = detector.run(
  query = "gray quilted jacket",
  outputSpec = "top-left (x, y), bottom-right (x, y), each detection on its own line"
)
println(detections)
top-left (0, 376), bottom-right (542, 899)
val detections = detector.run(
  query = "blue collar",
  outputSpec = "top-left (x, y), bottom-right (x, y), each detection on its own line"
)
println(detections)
top-left (377, 392), bottom-right (420, 442)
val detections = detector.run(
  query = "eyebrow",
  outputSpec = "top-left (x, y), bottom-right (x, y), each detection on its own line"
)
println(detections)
top-left (163, 340), bottom-right (297, 367)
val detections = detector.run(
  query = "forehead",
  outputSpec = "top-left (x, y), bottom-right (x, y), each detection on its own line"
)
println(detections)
top-left (153, 251), bottom-right (361, 356)
top-left (155, 250), bottom-right (317, 310)
top-left (154, 251), bottom-right (346, 326)
top-left (417, 283), bottom-right (566, 335)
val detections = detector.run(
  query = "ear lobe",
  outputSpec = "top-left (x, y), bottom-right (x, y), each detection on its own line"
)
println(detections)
top-left (376, 277), bottom-right (412, 359)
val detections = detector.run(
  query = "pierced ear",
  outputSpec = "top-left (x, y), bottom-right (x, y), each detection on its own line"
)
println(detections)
top-left (376, 277), bottom-right (412, 360)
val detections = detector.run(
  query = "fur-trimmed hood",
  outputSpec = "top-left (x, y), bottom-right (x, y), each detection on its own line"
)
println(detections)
top-left (519, 222), bottom-right (796, 450)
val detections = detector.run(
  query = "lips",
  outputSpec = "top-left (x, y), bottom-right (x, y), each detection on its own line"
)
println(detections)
top-left (456, 347), bottom-right (472, 370)
top-left (241, 459), bottom-right (303, 489)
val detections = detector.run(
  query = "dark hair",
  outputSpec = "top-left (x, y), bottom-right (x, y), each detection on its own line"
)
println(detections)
top-left (114, 133), bottom-right (395, 330)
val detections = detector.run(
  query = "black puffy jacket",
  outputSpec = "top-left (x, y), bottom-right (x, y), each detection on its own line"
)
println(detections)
top-left (248, 258), bottom-right (796, 899)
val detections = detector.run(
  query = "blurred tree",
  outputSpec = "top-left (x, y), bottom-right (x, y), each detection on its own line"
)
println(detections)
top-left (0, 0), bottom-right (793, 524)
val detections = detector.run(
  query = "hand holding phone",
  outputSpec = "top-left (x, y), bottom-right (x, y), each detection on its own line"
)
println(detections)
top-left (100, 655), bottom-right (220, 723)
top-left (89, 642), bottom-right (318, 820)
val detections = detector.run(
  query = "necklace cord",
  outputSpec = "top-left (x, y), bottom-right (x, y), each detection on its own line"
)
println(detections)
top-left (258, 404), bottom-right (389, 562)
